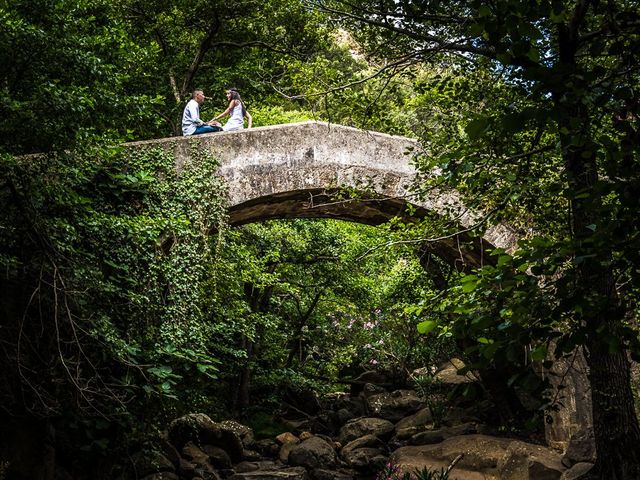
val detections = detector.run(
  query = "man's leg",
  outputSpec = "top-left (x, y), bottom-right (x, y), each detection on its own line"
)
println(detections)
top-left (193, 125), bottom-right (218, 134)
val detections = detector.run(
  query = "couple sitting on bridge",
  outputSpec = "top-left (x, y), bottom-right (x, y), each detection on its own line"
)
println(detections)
top-left (182, 88), bottom-right (252, 136)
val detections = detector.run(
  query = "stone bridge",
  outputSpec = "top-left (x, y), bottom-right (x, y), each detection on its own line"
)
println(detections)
top-left (129, 121), bottom-right (517, 268)
top-left (128, 122), bottom-right (587, 449)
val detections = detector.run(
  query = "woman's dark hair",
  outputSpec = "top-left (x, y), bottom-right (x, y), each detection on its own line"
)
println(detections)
top-left (227, 88), bottom-right (246, 116)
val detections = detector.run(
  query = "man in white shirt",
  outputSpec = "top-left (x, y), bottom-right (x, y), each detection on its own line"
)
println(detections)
top-left (181, 89), bottom-right (222, 136)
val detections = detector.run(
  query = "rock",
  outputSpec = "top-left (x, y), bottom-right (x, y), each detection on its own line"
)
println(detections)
top-left (498, 442), bottom-right (564, 480)
top-left (365, 390), bottom-right (424, 422)
top-left (288, 436), bottom-right (337, 469)
top-left (177, 458), bottom-right (198, 478)
top-left (333, 408), bottom-right (355, 428)
top-left (333, 397), bottom-right (366, 417)
top-left (350, 371), bottom-right (390, 396)
top-left (562, 431), bottom-right (596, 467)
top-left (342, 447), bottom-right (386, 470)
top-left (202, 445), bottom-right (233, 469)
top-left (409, 423), bottom-right (477, 445)
top-left (281, 418), bottom-right (311, 433)
top-left (276, 432), bottom-right (300, 445)
top-left (341, 434), bottom-right (385, 457)
top-left (242, 450), bottom-right (263, 461)
top-left (361, 383), bottom-right (387, 398)
top-left (255, 439), bottom-right (280, 458)
top-left (182, 441), bottom-right (209, 462)
top-left (279, 442), bottom-right (298, 463)
top-left (338, 418), bottom-right (395, 445)
top-left (299, 431), bottom-right (314, 441)
top-left (168, 414), bottom-right (244, 462)
top-left (130, 450), bottom-right (176, 478)
top-left (441, 407), bottom-right (481, 427)
top-left (434, 359), bottom-right (477, 385)
top-left (392, 434), bottom-right (565, 480)
top-left (395, 407), bottom-right (433, 432)
top-left (228, 466), bottom-right (309, 480)
top-left (181, 442), bottom-right (219, 479)
top-left (235, 461), bottom-right (279, 473)
top-left (560, 462), bottom-right (594, 480)
top-left (221, 420), bottom-right (256, 449)
top-left (194, 469), bottom-right (222, 480)
top-left (341, 435), bottom-right (388, 471)
top-left (311, 468), bottom-right (356, 480)
top-left (544, 347), bottom-right (592, 453)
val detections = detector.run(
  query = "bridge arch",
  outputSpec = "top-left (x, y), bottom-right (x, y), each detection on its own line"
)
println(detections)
top-left (130, 121), bottom-right (517, 268)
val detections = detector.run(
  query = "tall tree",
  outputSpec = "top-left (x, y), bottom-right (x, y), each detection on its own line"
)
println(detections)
top-left (116, 0), bottom-right (331, 134)
top-left (0, 0), bottom-right (160, 153)
top-left (313, 0), bottom-right (640, 477)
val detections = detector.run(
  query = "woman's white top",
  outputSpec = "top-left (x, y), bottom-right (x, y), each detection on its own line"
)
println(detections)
top-left (223, 102), bottom-right (245, 131)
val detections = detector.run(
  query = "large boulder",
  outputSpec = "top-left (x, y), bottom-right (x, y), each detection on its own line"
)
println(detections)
top-left (408, 423), bottom-right (478, 445)
top-left (168, 413), bottom-right (244, 462)
top-left (288, 436), bottom-right (337, 470)
top-left (498, 442), bottom-right (565, 480)
top-left (392, 434), bottom-right (565, 480)
top-left (338, 418), bottom-right (394, 445)
top-left (365, 390), bottom-right (424, 422)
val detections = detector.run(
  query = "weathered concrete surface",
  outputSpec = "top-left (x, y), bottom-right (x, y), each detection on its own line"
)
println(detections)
top-left (128, 121), bottom-right (518, 267)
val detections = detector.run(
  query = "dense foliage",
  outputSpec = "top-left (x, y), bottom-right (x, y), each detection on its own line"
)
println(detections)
top-left (1, 0), bottom-right (640, 479)
top-left (312, 0), bottom-right (640, 477)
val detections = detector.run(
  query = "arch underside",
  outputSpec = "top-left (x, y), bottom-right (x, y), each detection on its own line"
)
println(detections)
top-left (227, 189), bottom-right (495, 270)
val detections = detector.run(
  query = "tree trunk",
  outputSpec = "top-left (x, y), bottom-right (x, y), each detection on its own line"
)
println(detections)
top-left (552, 10), bottom-right (640, 474)
top-left (558, 100), bottom-right (640, 479)
top-left (584, 339), bottom-right (640, 479)
top-left (235, 335), bottom-right (253, 416)
top-left (563, 136), bottom-right (640, 479)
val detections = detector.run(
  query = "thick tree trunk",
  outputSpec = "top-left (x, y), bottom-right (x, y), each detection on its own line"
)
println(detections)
top-left (584, 339), bottom-right (640, 479)
top-left (553, 10), bottom-right (640, 474)
top-left (564, 146), bottom-right (640, 479)
top-left (560, 108), bottom-right (640, 478)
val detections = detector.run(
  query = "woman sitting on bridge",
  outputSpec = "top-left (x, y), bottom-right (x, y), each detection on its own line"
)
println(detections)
top-left (211, 88), bottom-right (252, 131)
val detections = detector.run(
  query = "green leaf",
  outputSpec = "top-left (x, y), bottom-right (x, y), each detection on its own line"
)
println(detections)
top-left (530, 345), bottom-right (547, 361)
top-left (465, 118), bottom-right (490, 140)
top-left (417, 320), bottom-right (438, 335)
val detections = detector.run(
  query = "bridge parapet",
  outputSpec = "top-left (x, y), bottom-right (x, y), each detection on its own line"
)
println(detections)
top-left (128, 121), bottom-right (518, 266)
